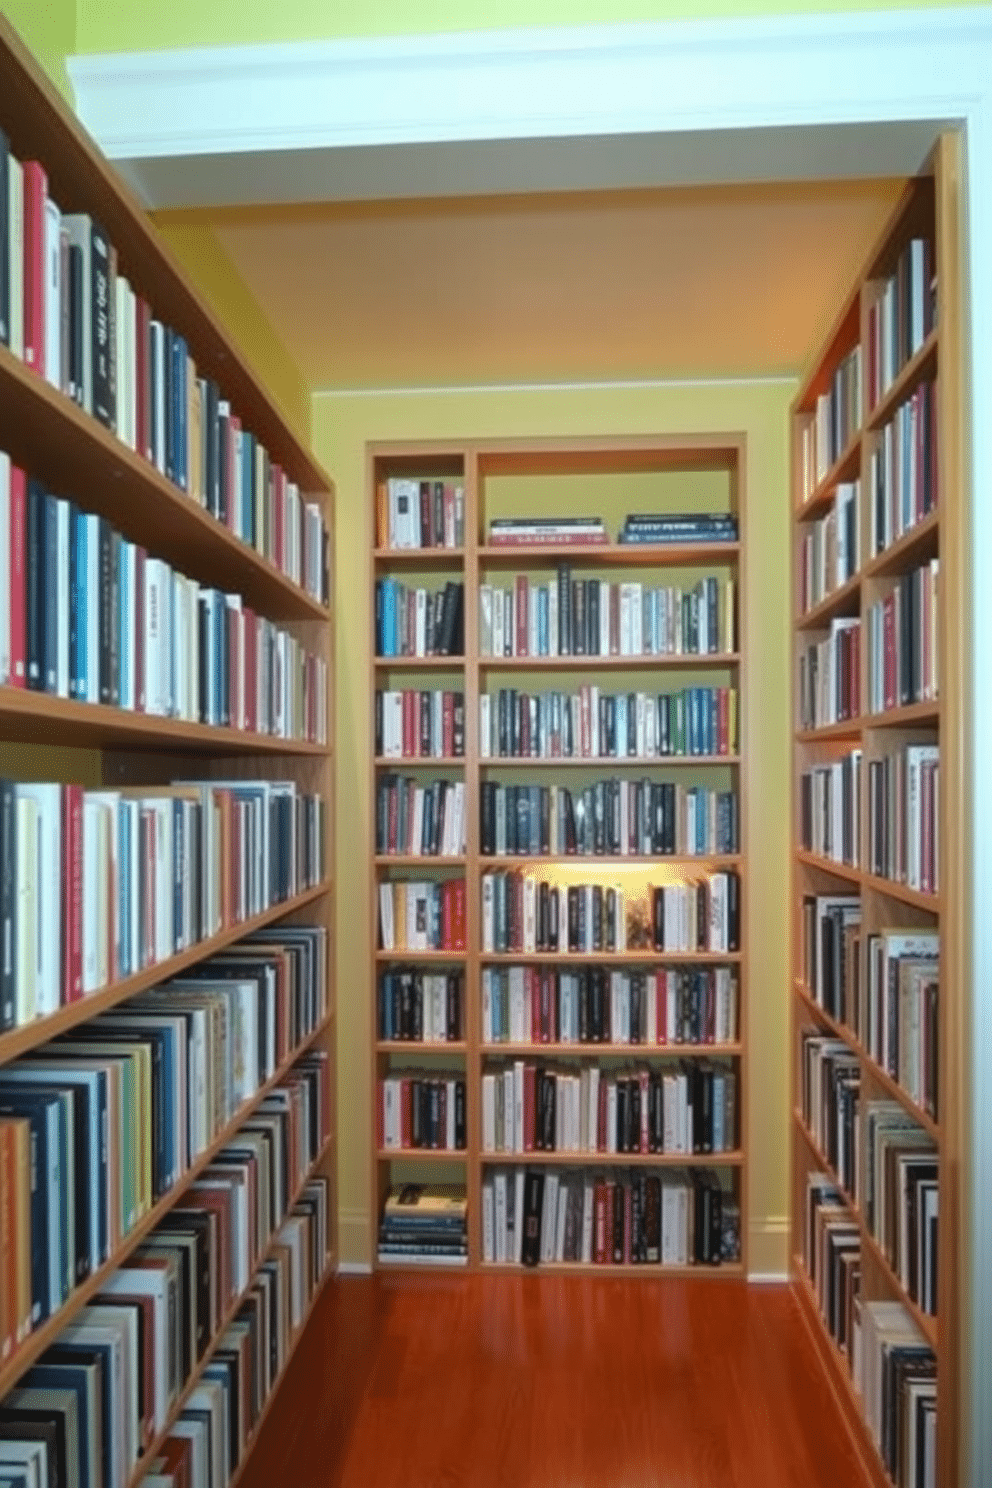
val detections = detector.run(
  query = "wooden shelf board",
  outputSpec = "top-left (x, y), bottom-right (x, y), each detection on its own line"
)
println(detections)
top-left (0, 347), bottom-right (328, 624)
top-left (374, 757), bottom-right (465, 770)
top-left (478, 542), bottom-right (740, 566)
top-left (796, 433), bottom-right (862, 519)
top-left (481, 1040), bottom-right (743, 1057)
top-left (861, 872), bottom-right (939, 912)
top-left (861, 701), bottom-right (940, 730)
top-left (375, 950), bottom-right (466, 964)
top-left (374, 656), bottom-right (465, 670)
top-left (864, 508), bottom-right (940, 580)
top-left (376, 1148), bottom-right (468, 1162)
top-left (479, 754), bottom-right (740, 769)
top-left (867, 329), bottom-right (939, 433)
top-left (0, 881), bottom-right (330, 1069)
top-left (376, 1041), bottom-right (468, 1054)
top-left (480, 1149), bottom-right (744, 1167)
top-left (373, 548), bottom-right (465, 565)
top-left (792, 1109), bottom-right (858, 1211)
top-left (478, 853), bottom-right (741, 869)
top-left (477, 652), bottom-right (739, 671)
top-left (795, 720), bottom-right (864, 743)
top-left (128, 1136), bottom-right (334, 1488)
top-left (794, 850), bottom-right (862, 886)
top-left (375, 855), bottom-right (467, 867)
top-left (796, 572), bottom-right (862, 632)
top-left (480, 950), bottom-right (742, 965)
top-left (0, 1015), bottom-right (333, 1399)
top-left (0, 686), bottom-right (326, 755)
top-left (795, 983), bottom-right (939, 1141)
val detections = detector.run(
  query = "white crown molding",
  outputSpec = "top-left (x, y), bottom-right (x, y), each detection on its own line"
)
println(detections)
top-left (67, 17), bottom-right (992, 1484)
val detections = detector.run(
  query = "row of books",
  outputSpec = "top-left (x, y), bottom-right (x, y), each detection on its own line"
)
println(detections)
top-left (0, 456), bottom-right (328, 741)
top-left (0, 1153), bottom-right (329, 1488)
top-left (801, 343), bottom-right (863, 499)
top-left (864, 1100), bottom-right (938, 1315)
top-left (797, 617), bottom-right (860, 731)
top-left (804, 1174), bottom-right (860, 1369)
top-left (0, 141), bottom-right (329, 603)
top-left (477, 574), bottom-right (736, 660)
top-left (376, 1073), bottom-right (467, 1152)
top-left (481, 1165), bottom-right (740, 1267)
top-left (374, 579), bottom-right (465, 659)
top-left (377, 969), bottom-right (464, 1044)
top-left (486, 515), bottom-right (608, 548)
top-left (376, 477), bottom-right (465, 551)
top-left (865, 562), bottom-right (939, 714)
top-left (800, 751), bottom-right (862, 867)
top-left (856, 1297), bottom-right (936, 1488)
top-left (862, 931), bottom-right (938, 1120)
top-left (142, 1177), bottom-right (330, 1488)
top-left (376, 879), bottom-right (467, 954)
top-left (480, 684), bottom-right (739, 761)
top-left (481, 964), bottom-right (739, 1047)
top-left (801, 1032), bottom-right (860, 1198)
top-left (869, 379), bottom-right (939, 558)
top-left (376, 1183), bottom-right (467, 1268)
top-left (481, 872), bottom-right (741, 956)
top-left (0, 778), bottom-right (324, 1029)
top-left (867, 236), bottom-right (936, 411)
top-left (375, 777), bottom-right (466, 859)
top-left (797, 478), bottom-right (860, 614)
top-left (374, 688), bottom-right (465, 760)
top-left (480, 779), bottom-right (739, 859)
top-left (480, 1060), bottom-right (738, 1156)
top-left (867, 745), bottom-right (940, 892)
top-left (0, 939), bottom-right (328, 1347)
top-left (801, 893), bottom-right (860, 1025)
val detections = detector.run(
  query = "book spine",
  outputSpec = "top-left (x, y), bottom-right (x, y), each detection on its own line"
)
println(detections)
top-left (21, 161), bottom-right (46, 376)
top-left (0, 781), bottom-right (14, 1029)
top-left (8, 466), bottom-right (26, 687)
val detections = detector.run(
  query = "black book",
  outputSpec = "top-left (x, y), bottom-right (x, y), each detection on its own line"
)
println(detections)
top-left (588, 579), bottom-right (600, 655)
top-left (90, 219), bottom-right (113, 429)
top-left (557, 565), bottom-right (571, 656)
top-left (67, 242), bottom-right (84, 407)
top-left (454, 1080), bottom-right (467, 1147)
top-left (652, 886), bottom-right (664, 950)
top-left (548, 886), bottom-right (559, 950)
top-left (0, 126), bottom-right (9, 346)
top-left (0, 780), bottom-right (15, 1028)
top-left (728, 871), bottom-right (741, 953)
top-left (521, 1169), bottom-right (545, 1266)
top-left (25, 479), bottom-right (46, 691)
top-left (612, 1179), bottom-right (625, 1264)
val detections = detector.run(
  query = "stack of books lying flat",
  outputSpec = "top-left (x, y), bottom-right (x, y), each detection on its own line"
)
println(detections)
top-left (488, 516), bottom-right (608, 547)
top-left (377, 1183), bottom-right (468, 1267)
top-left (618, 512), bottom-right (739, 544)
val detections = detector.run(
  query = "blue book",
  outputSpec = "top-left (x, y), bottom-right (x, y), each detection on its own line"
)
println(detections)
top-left (382, 578), bottom-right (397, 657)
top-left (44, 491), bottom-right (58, 693)
top-left (0, 1088), bottom-right (61, 1320)
top-left (17, 1058), bottom-right (108, 1265)
top-left (67, 501), bottom-right (80, 699)
top-left (118, 540), bottom-right (129, 710)
top-left (173, 797), bottom-right (184, 952)
top-left (74, 506), bottom-right (87, 702)
top-left (537, 587), bottom-right (549, 656)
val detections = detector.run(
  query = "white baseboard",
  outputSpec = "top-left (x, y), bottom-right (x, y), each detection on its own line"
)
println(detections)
top-left (336, 1261), bottom-right (374, 1276)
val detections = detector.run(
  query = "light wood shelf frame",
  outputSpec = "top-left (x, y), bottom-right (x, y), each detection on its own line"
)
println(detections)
top-left (369, 432), bottom-right (748, 1276)
top-left (788, 134), bottom-right (965, 1488)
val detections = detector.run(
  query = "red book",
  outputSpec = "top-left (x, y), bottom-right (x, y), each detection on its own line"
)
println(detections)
top-left (883, 594), bottom-right (896, 711)
top-left (604, 1180), bottom-right (615, 1264)
top-left (402, 689), bottom-right (415, 757)
top-left (609, 583), bottom-right (621, 656)
top-left (21, 161), bottom-right (46, 377)
top-left (523, 1063), bottom-right (536, 1151)
top-left (441, 880), bottom-right (453, 949)
top-left (514, 575), bottom-right (528, 657)
top-left (489, 530), bottom-right (609, 547)
top-left (135, 296), bottom-right (151, 463)
top-left (623, 1181), bottom-right (633, 1263)
top-left (8, 466), bottom-right (26, 687)
top-left (61, 784), bottom-right (83, 1003)
top-left (717, 687), bottom-right (728, 755)
top-left (452, 878), bottom-right (466, 951)
top-left (442, 691), bottom-right (454, 758)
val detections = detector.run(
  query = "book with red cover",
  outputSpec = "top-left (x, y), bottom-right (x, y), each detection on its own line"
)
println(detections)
top-left (61, 783), bottom-right (83, 1003)
top-left (8, 465), bottom-right (26, 687)
top-left (21, 161), bottom-right (47, 377)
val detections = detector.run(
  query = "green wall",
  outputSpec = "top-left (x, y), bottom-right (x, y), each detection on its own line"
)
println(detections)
top-left (2, 0), bottom-right (75, 97)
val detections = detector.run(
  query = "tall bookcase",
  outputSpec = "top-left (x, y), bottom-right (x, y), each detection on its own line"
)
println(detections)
top-left (789, 134), bottom-right (965, 1488)
top-left (0, 15), bottom-right (336, 1482)
top-left (370, 433), bottom-right (748, 1272)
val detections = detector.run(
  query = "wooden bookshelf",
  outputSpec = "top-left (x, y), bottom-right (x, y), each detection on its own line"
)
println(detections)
top-left (0, 14), bottom-right (336, 1484)
top-left (370, 433), bottom-right (748, 1275)
top-left (789, 134), bottom-right (965, 1488)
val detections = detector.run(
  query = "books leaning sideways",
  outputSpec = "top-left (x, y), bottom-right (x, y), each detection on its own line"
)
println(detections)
top-left (618, 512), bottom-right (739, 545)
top-left (377, 1183), bottom-right (468, 1267)
top-left (488, 517), bottom-right (609, 548)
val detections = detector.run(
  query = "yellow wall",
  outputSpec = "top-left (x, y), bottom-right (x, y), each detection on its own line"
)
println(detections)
top-left (2, 0), bottom-right (76, 97)
top-left (73, 0), bottom-right (987, 52)
top-left (313, 378), bottom-right (794, 1274)
top-left (152, 218), bottom-right (311, 451)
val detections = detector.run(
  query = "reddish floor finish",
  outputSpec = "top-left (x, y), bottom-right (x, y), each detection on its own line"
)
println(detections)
top-left (237, 1275), bottom-right (869, 1488)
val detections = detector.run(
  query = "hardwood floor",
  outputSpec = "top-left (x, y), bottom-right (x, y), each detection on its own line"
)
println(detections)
top-left (238, 1274), bottom-right (869, 1488)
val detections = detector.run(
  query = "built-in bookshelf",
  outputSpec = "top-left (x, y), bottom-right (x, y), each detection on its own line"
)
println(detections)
top-left (0, 17), bottom-right (335, 1488)
top-left (789, 135), bottom-right (965, 1488)
top-left (370, 434), bottom-right (747, 1274)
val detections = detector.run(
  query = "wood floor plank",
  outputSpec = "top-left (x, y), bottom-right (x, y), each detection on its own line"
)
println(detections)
top-left (235, 1275), bottom-right (871, 1488)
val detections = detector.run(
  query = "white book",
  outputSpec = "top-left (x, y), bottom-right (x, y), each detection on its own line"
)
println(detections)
top-left (103, 1261), bottom-right (178, 1431)
top-left (555, 1180), bottom-right (569, 1260)
top-left (540, 1172), bottom-right (559, 1263)
top-left (548, 576), bottom-right (559, 656)
top-left (481, 1177), bottom-right (495, 1263)
top-left (581, 1174), bottom-right (594, 1263)
top-left (514, 1169), bottom-right (526, 1264)
top-left (43, 195), bottom-right (61, 390)
top-left (0, 451), bottom-right (9, 683)
top-left (481, 874), bottom-right (495, 952)
top-left (494, 1170), bottom-right (508, 1263)
top-left (7, 157), bottom-right (24, 359)
top-left (502, 1067), bottom-right (515, 1151)
top-left (14, 782), bottom-right (60, 1016)
top-left (14, 793), bottom-right (38, 1022)
top-left (478, 584), bottom-right (493, 655)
